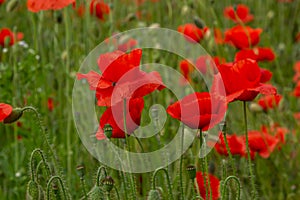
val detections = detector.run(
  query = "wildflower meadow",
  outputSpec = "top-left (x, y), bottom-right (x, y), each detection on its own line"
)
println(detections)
top-left (1, 0), bottom-right (300, 199)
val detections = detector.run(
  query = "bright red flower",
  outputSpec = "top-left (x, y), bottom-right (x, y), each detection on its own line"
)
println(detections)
top-left (216, 59), bottom-right (277, 102)
top-left (196, 172), bottom-right (220, 200)
top-left (178, 24), bottom-right (206, 43)
top-left (0, 28), bottom-right (15, 47)
top-left (179, 59), bottom-right (194, 83)
top-left (47, 98), bottom-right (54, 112)
top-left (77, 49), bottom-right (165, 106)
top-left (215, 133), bottom-right (246, 157)
top-left (0, 103), bottom-right (13, 122)
top-left (72, 2), bottom-right (85, 17)
top-left (293, 61), bottom-right (300, 82)
top-left (90, 0), bottom-right (110, 21)
top-left (245, 130), bottom-right (279, 158)
top-left (96, 98), bottom-right (144, 139)
top-left (27, 0), bottom-right (75, 12)
top-left (257, 94), bottom-right (282, 111)
top-left (235, 47), bottom-right (276, 62)
top-left (0, 0), bottom-right (5, 5)
top-left (293, 81), bottom-right (300, 97)
top-left (225, 25), bottom-right (262, 49)
top-left (261, 125), bottom-right (289, 146)
top-left (224, 4), bottom-right (254, 23)
top-left (166, 92), bottom-right (226, 130)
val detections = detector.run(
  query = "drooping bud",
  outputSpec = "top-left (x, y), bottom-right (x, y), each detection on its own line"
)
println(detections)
top-left (248, 102), bottom-right (263, 113)
top-left (194, 16), bottom-right (205, 29)
top-left (103, 124), bottom-right (113, 139)
top-left (101, 176), bottom-right (114, 193)
top-left (3, 107), bottom-right (23, 124)
top-left (186, 165), bottom-right (196, 179)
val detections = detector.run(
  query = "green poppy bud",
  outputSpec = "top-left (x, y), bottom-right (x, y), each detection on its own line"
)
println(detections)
top-left (147, 189), bottom-right (162, 200)
top-left (104, 124), bottom-right (113, 139)
top-left (6, 0), bottom-right (19, 12)
top-left (3, 108), bottom-right (23, 124)
top-left (186, 165), bottom-right (196, 179)
top-left (102, 176), bottom-right (114, 193)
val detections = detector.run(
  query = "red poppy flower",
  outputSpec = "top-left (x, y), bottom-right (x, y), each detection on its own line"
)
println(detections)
top-left (293, 61), bottom-right (300, 82)
top-left (0, 28), bottom-right (15, 47)
top-left (225, 25), bottom-right (262, 49)
top-left (215, 132), bottom-right (246, 157)
top-left (0, 103), bottom-right (13, 122)
top-left (0, 0), bottom-right (5, 5)
top-left (47, 98), bottom-right (54, 112)
top-left (224, 4), bottom-right (254, 23)
top-left (196, 172), bottom-right (220, 200)
top-left (179, 59), bottom-right (194, 83)
top-left (166, 92), bottom-right (226, 130)
top-left (216, 59), bottom-right (277, 102)
top-left (178, 24), bottom-right (206, 43)
top-left (257, 94), bottom-right (282, 111)
top-left (90, 0), bottom-right (110, 21)
top-left (235, 47), bottom-right (276, 62)
top-left (244, 130), bottom-right (279, 158)
top-left (27, 0), bottom-right (75, 12)
top-left (293, 81), bottom-right (300, 97)
top-left (72, 2), bottom-right (85, 17)
top-left (96, 98), bottom-right (144, 139)
top-left (261, 125), bottom-right (289, 146)
top-left (77, 49), bottom-right (165, 106)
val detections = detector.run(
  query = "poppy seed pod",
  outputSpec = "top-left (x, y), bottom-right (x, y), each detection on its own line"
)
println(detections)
top-left (147, 189), bottom-right (162, 200)
top-left (194, 16), bottom-right (205, 29)
top-left (3, 108), bottom-right (23, 124)
top-left (186, 165), bottom-right (196, 179)
top-left (101, 176), bottom-right (114, 192)
top-left (103, 124), bottom-right (113, 139)
top-left (76, 165), bottom-right (85, 178)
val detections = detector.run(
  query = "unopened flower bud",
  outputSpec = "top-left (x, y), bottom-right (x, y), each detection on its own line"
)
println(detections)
top-left (248, 102), bottom-right (263, 113)
top-left (104, 124), bottom-right (113, 139)
top-left (3, 108), bottom-right (23, 124)
top-left (26, 180), bottom-right (39, 199)
top-left (76, 164), bottom-right (85, 178)
top-left (6, 0), bottom-right (19, 12)
top-left (186, 165), bottom-right (196, 179)
top-left (147, 189), bottom-right (162, 200)
top-left (102, 176), bottom-right (114, 192)
top-left (194, 16), bottom-right (205, 29)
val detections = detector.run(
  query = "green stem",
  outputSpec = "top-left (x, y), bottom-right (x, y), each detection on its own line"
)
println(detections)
top-left (221, 176), bottom-right (241, 200)
top-left (221, 122), bottom-right (236, 175)
top-left (243, 101), bottom-right (257, 199)
top-left (46, 176), bottom-right (69, 200)
top-left (114, 185), bottom-right (121, 200)
top-left (152, 167), bottom-right (174, 200)
top-left (96, 166), bottom-right (108, 186)
top-left (80, 178), bottom-right (88, 200)
top-left (30, 148), bottom-right (52, 182)
top-left (180, 124), bottom-right (185, 199)
top-left (123, 98), bottom-right (136, 199)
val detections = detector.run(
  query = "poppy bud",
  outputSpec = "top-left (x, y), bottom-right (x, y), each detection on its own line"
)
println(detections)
top-left (194, 16), bottom-right (205, 29)
top-left (26, 180), bottom-right (40, 199)
top-left (104, 124), bottom-right (113, 139)
top-left (209, 161), bottom-right (215, 174)
top-left (88, 186), bottom-right (104, 200)
top-left (125, 13), bottom-right (136, 22)
top-left (102, 176), bottom-right (114, 192)
top-left (3, 108), bottom-right (23, 124)
top-left (147, 189), bottom-right (162, 200)
top-left (56, 12), bottom-right (63, 23)
top-left (6, 0), bottom-right (19, 12)
top-left (186, 165), bottom-right (196, 179)
top-left (52, 184), bottom-right (61, 198)
top-left (76, 164), bottom-right (85, 178)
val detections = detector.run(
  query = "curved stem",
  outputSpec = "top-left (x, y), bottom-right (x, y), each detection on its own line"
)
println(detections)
top-left (80, 178), bottom-right (88, 200)
top-left (221, 122), bottom-right (236, 175)
top-left (221, 176), bottom-right (241, 200)
top-left (114, 185), bottom-right (121, 200)
top-left (96, 166), bottom-right (108, 186)
top-left (152, 167), bottom-right (174, 200)
top-left (180, 124), bottom-right (184, 199)
top-left (243, 101), bottom-right (257, 199)
top-left (30, 148), bottom-right (52, 182)
top-left (46, 176), bottom-right (69, 200)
